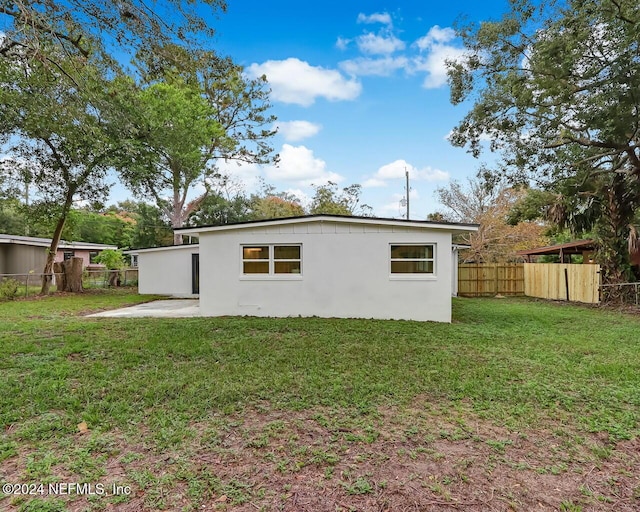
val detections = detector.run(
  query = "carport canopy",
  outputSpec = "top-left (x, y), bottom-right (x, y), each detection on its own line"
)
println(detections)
top-left (516, 240), bottom-right (596, 263)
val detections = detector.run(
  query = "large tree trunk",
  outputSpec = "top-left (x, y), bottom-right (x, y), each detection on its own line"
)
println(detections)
top-left (41, 213), bottom-right (68, 295)
top-left (172, 184), bottom-right (184, 245)
top-left (64, 257), bottom-right (84, 292)
top-left (171, 190), bottom-right (207, 245)
top-left (108, 270), bottom-right (120, 287)
top-left (53, 261), bottom-right (66, 292)
top-left (52, 258), bottom-right (84, 292)
top-left (41, 189), bottom-right (75, 294)
top-left (597, 173), bottom-right (639, 303)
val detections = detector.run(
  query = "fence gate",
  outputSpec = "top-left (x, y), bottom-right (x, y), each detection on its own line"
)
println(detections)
top-left (458, 264), bottom-right (525, 297)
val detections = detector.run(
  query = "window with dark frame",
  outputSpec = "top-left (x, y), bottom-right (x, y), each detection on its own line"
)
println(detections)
top-left (242, 245), bottom-right (301, 275)
top-left (242, 246), bottom-right (270, 274)
top-left (390, 244), bottom-right (435, 274)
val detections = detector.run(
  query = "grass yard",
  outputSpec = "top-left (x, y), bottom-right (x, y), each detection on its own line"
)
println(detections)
top-left (1, 291), bottom-right (639, 511)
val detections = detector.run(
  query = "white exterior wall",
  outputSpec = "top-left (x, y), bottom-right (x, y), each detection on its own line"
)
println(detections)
top-left (136, 245), bottom-right (199, 297)
top-left (198, 221), bottom-right (454, 322)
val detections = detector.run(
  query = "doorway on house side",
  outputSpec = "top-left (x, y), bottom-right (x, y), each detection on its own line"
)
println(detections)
top-left (191, 253), bottom-right (199, 294)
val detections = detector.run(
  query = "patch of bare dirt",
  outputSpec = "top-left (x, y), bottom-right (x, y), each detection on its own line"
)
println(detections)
top-left (2, 402), bottom-right (639, 511)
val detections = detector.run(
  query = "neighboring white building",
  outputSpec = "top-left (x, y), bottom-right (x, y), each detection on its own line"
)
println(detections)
top-left (144, 215), bottom-right (475, 323)
top-left (127, 244), bottom-right (200, 298)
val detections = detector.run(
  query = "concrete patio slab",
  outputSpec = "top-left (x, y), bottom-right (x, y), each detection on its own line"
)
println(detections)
top-left (87, 299), bottom-right (201, 318)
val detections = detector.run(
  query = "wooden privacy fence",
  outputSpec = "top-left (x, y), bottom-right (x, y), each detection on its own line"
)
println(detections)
top-left (458, 263), bottom-right (601, 303)
top-left (524, 263), bottom-right (601, 304)
top-left (458, 264), bottom-right (525, 297)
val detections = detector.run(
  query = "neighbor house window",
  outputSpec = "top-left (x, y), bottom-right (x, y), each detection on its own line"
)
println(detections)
top-left (63, 250), bottom-right (75, 261)
top-left (242, 245), bottom-right (301, 275)
top-left (390, 244), bottom-right (435, 274)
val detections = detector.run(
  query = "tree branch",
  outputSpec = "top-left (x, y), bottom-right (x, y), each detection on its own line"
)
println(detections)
top-left (0, 7), bottom-right (90, 58)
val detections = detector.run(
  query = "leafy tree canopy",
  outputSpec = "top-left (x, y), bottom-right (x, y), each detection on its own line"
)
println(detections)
top-left (251, 195), bottom-right (306, 220)
top-left (449, 0), bottom-right (640, 178)
top-left (117, 49), bottom-right (278, 244)
top-left (448, 0), bottom-right (640, 282)
top-left (187, 192), bottom-right (252, 226)
top-left (0, 50), bottom-right (139, 292)
top-left (435, 174), bottom-right (549, 262)
top-left (116, 78), bottom-right (227, 244)
top-left (0, 0), bottom-right (226, 67)
top-left (94, 249), bottom-right (126, 270)
top-left (0, 197), bottom-right (24, 234)
top-left (309, 182), bottom-right (373, 216)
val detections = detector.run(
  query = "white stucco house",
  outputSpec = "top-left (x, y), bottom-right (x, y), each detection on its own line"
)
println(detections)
top-left (128, 215), bottom-right (477, 322)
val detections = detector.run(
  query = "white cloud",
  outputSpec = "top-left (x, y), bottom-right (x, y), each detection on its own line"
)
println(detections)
top-left (412, 26), bottom-right (466, 89)
top-left (356, 32), bottom-right (405, 55)
top-left (245, 58), bottom-right (362, 107)
top-left (379, 197), bottom-right (408, 216)
top-left (339, 56), bottom-right (408, 77)
top-left (336, 36), bottom-right (350, 50)
top-left (372, 159), bottom-right (449, 183)
top-left (275, 120), bottom-right (322, 142)
top-left (362, 178), bottom-right (388, 188)
top-left (357, 12), bottom-right (392, 26)
top-left (266, 144), bottom-right (343, 186)
top-left (413, 47), bottom-right (466, 89)
top-left (335, 21), bottom-right (463, 89)
top-left (215, 160), bottom-right (264, 194)
top-left (377, 189), bottom-right (422, 218)
top-left (284, 188), bottom-right (312, 208)
top-left (414, 26), bottom-right (456, 50)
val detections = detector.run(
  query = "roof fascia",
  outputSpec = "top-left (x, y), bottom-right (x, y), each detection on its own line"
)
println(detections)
top-left (178, 215), bottom-right (479, 236)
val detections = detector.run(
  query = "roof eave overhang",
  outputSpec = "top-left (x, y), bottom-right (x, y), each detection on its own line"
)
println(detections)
top-left (177, 215), bottom-right (479, 236)
top-left (124, 244), bottom-right (200, 255)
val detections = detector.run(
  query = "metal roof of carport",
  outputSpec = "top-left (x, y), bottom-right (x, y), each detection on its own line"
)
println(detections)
top-left (516, 239), bottom-right (596, 257)
top-left (517, 239), bottom-right (640, 265)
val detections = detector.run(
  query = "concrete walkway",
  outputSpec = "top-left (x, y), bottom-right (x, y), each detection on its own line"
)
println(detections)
top-left (87, 299), bottom-right (201, 318)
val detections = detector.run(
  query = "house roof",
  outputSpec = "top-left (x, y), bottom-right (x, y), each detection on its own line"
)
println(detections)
top-left (515, 239), bottom-right (595, 257)
top-left (176, 214), bottom-right (479, 236)
top-left (124, 244), bottom-right (199, 255)
top-left (0, 233), bottom-right (117, 250)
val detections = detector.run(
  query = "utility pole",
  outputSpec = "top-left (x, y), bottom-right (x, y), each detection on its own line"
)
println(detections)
top-left (405, 168), bottom-right (410, 220)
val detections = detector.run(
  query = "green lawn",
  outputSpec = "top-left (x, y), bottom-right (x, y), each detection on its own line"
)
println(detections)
top-left (1, 291), bottom-right (639, 511)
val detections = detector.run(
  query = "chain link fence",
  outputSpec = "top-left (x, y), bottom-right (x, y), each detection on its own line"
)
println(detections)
top-left (0, 268), bottom-right (138, 300)
top-left (600, 282), bottom-right (640, 306)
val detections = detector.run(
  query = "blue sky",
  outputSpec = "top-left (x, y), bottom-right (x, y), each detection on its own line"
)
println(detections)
top-left (2, 0), bottom-right (510, 219)
top-left (189, 0), bottom-right (510, 219)
top-left (0, 0), bottom-right (510, 218)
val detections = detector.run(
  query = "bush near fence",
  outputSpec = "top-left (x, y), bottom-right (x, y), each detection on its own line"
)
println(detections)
top-left (0, 268), bottom-right (138, 299)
